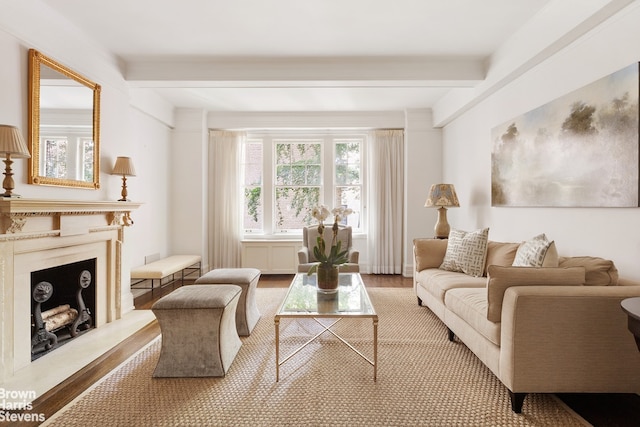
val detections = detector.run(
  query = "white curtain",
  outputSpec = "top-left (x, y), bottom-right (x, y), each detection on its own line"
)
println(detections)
top-left (208, 130), bottom-right (246, 269)
top-left (367, 129), bottom-right (404, 274)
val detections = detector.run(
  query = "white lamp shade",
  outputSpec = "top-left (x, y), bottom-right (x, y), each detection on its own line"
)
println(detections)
top-left (0, 125), bottom-right (30, 158)
top-left (112, 156), bottom-right (136, 176)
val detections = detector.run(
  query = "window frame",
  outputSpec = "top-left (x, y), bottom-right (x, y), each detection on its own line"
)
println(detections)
top-left (241, 131), bottom-right (366, 237)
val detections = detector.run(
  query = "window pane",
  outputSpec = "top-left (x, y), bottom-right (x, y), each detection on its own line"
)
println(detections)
top-left (335, 140), bottom-right (361, 185)
top-left (242, 141), bottom-right (263, 231)
top-left (244, 143), bottom-right (262, 186)
top-left (275, 187), bottom-right (320, 230)
top-left (335, 186), bottom-right (361, 228)
top-left (44, 137), bottom-right (68, 178)
top-left (82, 139), bottom-right (94, 182)
top-left (334, 139), bottom-right (362, 230)
top-left (275, 140), bottom-right (322, 231)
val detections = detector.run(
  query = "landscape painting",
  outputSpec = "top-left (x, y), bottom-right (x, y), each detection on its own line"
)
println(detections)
top-left (491, 63), bottom-right (639, 207)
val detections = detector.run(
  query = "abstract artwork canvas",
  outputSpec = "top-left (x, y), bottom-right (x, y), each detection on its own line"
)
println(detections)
top-left (491, 63), bottom-right (639, 207)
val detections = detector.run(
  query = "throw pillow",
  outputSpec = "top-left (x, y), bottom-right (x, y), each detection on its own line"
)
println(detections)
top-left (413, 238), bottom-right (449, 271)
top-left (486, 265), bottom-right (585, 322)
top-left (557, 256), bottom-right (619, 286)
top-left (512, 234), bottom-right (558, 267)
top-left (439, 228), bottom-right (489, 277)
top-left (483, 241), bottom-right (520, 276)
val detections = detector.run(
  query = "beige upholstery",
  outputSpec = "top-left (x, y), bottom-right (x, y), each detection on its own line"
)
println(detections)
top-left (413, 237), bottom-right (640, 413)
top-left (152, 285), bottom-right (242, 378)
top-left (194, 268), bottom-right (261, 336)
top-left (131, 255), bottom-right (201, 280)
top-left (297, 225), bottom-right (359, 273)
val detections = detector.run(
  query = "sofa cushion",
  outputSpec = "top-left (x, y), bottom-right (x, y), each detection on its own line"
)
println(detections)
top-left (483, 241), bottom-right (520, 276)
top-left (486, 265), bottom-right (585, 322)
top-left (512, 234), bottom-right (559, 267)
top-left (558, 256), bottom-right (619, 286)
top-left (413, 238), bottom-right (448, 271)
top-left (416, 269), bottom-right (486, 304)
top-left (445, 287), bottom-right (501, 346)
top-left (440, 228), bottom-right (489, 277)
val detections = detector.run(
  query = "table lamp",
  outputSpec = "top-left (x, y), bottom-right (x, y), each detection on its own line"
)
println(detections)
top-left (111, 156), bottom-right (136, 201)
top-left (0, 125), bottom-right (31, 198)
top-left (424, 183), bottom-right (459, 239)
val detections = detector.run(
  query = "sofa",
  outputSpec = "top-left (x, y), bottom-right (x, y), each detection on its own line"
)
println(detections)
top-left (413, 229), bottom-right (640, 413)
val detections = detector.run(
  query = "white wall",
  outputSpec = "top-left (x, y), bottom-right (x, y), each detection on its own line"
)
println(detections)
top-left (442, 2), bottom-right (640, 280)
top-left (404, 109), bottom-right (443, 275)
top-left (0, 4), bottom-right (173, 274)
top-left (170, 109), bottom-right (209, 268)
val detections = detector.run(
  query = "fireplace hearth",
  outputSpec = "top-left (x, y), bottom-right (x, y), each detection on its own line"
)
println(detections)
top-left (31, 259), bottom-right (96, 359)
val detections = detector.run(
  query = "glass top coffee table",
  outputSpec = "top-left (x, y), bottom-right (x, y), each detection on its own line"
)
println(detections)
top-left (274, 272), bottom-right (378, 381)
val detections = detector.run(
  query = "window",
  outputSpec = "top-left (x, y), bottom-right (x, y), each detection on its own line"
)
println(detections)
top-left (241, 132), bottom-right (364, 235)
top-left (41, 135), bottom-right (95, 181)
top-left (274, 140), bottom-right (321, 231)
top-left (43, 137), bottom-right (69, 179)
top-left (241, 140), bottom-right (263, 231)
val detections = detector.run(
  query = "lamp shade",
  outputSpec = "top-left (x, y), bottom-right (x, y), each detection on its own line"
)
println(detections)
top-left (424, 184), bottom-right (459, 208)
top-left (0, 125), bottom-right (31, 158)
top-left (112, 156), bottom-right (136, 176)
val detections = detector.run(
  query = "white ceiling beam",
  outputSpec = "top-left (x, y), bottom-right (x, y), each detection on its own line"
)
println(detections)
top-left (125, 56), bottom-right (485, 88)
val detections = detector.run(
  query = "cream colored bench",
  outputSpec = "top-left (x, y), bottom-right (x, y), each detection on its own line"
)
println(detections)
top-left (131, 255), bottom-right (201, 293)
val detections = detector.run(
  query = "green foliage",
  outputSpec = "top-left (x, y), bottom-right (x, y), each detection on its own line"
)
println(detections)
top-left (307, 235), bottom-right (349, 275)
top-left (274, 187), bottom-right (319, 227)
top-left (244, 187), bottom-right (261, 222)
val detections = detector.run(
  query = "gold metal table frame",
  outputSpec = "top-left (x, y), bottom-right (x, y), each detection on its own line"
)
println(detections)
top-left (274, 273), bottom-right (378, 381)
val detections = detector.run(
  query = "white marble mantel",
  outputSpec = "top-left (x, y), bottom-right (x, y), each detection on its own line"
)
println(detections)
top-left (0, 198), bottom-right (142, 235)
top-left (0, 199), bottom-right (142, 382)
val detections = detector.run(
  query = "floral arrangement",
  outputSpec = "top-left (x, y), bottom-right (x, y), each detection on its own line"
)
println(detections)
top-left (307, 205), bottom-right (353, 275)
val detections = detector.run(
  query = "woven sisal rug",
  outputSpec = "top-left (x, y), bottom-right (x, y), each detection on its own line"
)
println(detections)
top-left (44, 287), bottom-right (588, 426)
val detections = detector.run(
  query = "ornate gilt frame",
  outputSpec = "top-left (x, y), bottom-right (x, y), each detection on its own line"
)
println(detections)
top-left (28, 49), bottom-right (101, 189)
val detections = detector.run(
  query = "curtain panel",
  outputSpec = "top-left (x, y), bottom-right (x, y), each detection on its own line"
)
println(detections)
top-left (208, 130), bottom-right (246, 269)
top-left (367, 129), bottom-right (404, 274)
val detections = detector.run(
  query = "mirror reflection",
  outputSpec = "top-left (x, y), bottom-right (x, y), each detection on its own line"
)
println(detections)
top-left (28, 49), bottom-right (101, 189)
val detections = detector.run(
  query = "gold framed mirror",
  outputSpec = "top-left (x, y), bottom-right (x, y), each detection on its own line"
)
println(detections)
top-left (28, 49), bottom-right (101, 189)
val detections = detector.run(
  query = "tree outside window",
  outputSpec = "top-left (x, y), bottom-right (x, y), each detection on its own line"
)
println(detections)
top-left (275, 141), bottom-right (321, 231)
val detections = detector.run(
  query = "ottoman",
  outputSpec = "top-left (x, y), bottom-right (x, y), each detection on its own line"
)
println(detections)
top-left (194, 268), bottom-right (261, 336)
top-left (151, 284), bottom-right (242, 377)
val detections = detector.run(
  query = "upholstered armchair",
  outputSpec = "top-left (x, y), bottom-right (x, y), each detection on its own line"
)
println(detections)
top-left (297, 225), bottom-right (360, 273)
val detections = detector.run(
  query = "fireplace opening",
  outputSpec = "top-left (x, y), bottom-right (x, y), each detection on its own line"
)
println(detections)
top-left (30, 258), bottom-right (97, 360)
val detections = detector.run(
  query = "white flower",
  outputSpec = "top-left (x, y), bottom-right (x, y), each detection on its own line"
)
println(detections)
top-left (331, 206), bottom-right (353, 223)
top-left (314, 205), bottom-right (330, 221)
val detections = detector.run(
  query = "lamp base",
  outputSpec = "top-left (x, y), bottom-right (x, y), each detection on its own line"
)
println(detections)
top-left (1, 193), bottom-right (22, 198)
top-left (434, 207), bottom-right (451, 239)
top-left (117, 175), bottom-right (130, 202)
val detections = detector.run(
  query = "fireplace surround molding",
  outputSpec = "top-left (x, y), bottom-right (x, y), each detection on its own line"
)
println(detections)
top-left (0, 199), bottom-right (141, 381)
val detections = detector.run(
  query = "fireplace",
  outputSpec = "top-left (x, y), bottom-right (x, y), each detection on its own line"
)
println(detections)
top-left (0, 199), bottom-right (141, 382)
top-left (31, 258), bottom-right (97, 359)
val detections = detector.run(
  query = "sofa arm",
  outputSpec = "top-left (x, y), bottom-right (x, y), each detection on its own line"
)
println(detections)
top-left (297, 247), bottom-right (310, 264)
top-left (499, 285), bottom-right (640, 393)
top-left (348, 248), bottom-right (359, 264)
top-left (413, 238), bottom-right (448, 272)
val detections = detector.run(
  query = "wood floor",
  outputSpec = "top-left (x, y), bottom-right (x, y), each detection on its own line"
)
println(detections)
top-left (25, 274), bottom-right (412, 424)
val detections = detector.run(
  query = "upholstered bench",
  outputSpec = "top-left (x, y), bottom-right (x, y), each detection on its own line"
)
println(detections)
top-left (131, 255), bottom-right (201, 292)
top-left (151, 284), bottom-right (242, 377)
top-left (194, 268), bottom-right (261, 336)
